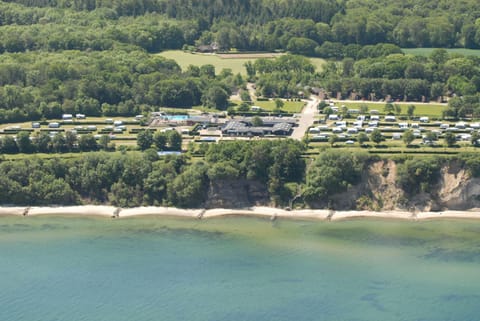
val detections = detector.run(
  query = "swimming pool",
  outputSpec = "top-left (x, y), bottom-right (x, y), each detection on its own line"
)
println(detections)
top-left (164, 115), bottom-right (189, 121)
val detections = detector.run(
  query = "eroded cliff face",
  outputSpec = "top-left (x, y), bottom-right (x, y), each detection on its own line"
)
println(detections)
top-left (205, 179), bottom-right (270, 209)
top-left (435, 163), bottom-right (480, 210)
top-left (329, 160), bottom-right (405, 210)
top-left (205, 161), bottom-right (480, 211)
top-left (325, 160), bottom-right (480, 211)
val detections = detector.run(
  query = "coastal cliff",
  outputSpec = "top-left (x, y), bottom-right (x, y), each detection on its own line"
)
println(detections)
top-left (2, 147), bottom-right (480, 213)
top-left (205, 159), bottom-right (480, 212)
top-left (205, 179), bottom-right (270, 209)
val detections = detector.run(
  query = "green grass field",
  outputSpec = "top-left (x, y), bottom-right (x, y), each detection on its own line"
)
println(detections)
top-left (231, 99), bottom-right (305, 113)
top-left (402, 48), bottom-right (480, 57)
top-left (308, 141), bottom-right (476, 154)
top-left (158, 51), bottom-right (325, 75)
top-left (332, 101), bottom-right (447, 118)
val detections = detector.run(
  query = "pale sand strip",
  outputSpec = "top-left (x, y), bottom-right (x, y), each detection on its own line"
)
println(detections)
top-left (120, 207), bottom-right (201, 218)
top-left (330, 210), bottom-right (414, 221)
top-left (202, 207), bottom-right (331, 220)
top-left (0, 205), bottom-right (479, 221)
top-left (416, 211), bottom-right (480, 220)
top-left (28, 205), bottom-right (116, 217)
top-left (0, 207), bottom-right (29, 216)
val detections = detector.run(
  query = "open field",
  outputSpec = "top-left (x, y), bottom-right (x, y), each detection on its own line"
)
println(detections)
top-left (230, 99), bottom-right (305, 113)
top-left (402, 48), bottom-right (480, 57)
top-left (158, 51), bottom-right (325, 75)
top-left (331, 101), bottom-right (447, 118)
top-left (308, 141), bottom-right (478, 153)
top-left (216, 53), bottom-right (282, 59)
top-left (308, 58), bottom-right (325, 71)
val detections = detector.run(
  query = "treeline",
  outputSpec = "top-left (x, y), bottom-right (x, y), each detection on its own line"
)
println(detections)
top-left (246, 55), bottom-right (317, 98)
top-left (0, 140), bottom-right (305, 207)
top-left (3, 0), bottom-right (340, 23)
top-left (2, 0), bottom-right (480, 54)
top-left (0, 6), bottom-right (194, 53)
top-left (0, 132), bottom-right (110, 154)
top-left (0, 50), bottom-right (242, 123)
top-left (4, 145), bottom-right (480, 209)
top-left (0, 4), bottom-right (403, 57)
top-left (0, 127), bottom-right (184, 154)
top-left (316, 49), bottom-right (480, 103)
top-left (445, 95), bottom-right (480, 119)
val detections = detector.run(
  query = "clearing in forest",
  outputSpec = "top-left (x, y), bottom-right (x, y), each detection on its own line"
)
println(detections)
top-left (158, 50), bottom-right (325, 75)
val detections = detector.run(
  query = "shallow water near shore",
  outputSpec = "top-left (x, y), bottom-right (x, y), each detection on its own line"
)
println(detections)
top-left (1, 215), bottom-right (480, 321)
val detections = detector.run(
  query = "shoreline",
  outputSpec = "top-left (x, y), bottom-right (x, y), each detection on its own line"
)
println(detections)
top-left (0, 205), bottom-right (479, 221)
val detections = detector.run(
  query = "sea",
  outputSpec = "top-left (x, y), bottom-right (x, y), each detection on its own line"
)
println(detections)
top-left (1, 215), bottom-right (479, 321)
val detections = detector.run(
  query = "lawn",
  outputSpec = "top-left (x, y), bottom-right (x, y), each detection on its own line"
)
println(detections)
top-left (308, 141), bottom-right (476, 155)
top-left (158, 51), bottom-right (325, 75)
top-left (0, 116), bottom-right (141, 130)
top-left (331, 101), bottom-right (447, 118)
top-left (402, 48), bottom-right (480, 57)
top-left (231, 99), bottom-right (305, 113)
top-left (254, 100), bottom-right (305, 113)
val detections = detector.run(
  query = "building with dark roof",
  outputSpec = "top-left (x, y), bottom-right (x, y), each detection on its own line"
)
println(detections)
top-left (222, 120), bottom-right (293, 137)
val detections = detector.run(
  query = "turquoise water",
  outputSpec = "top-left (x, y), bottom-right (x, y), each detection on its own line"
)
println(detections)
top-left (1, 216), bottom-right (480, 321)
top-left (165, 115), bottom-right (189, 121)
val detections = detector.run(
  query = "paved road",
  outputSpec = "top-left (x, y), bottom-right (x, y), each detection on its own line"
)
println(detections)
top-left (291, 96), bottom-right (319, 140)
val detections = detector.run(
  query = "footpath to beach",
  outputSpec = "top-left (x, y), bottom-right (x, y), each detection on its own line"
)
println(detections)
top-left (0, 206), bottom-right (479, 221)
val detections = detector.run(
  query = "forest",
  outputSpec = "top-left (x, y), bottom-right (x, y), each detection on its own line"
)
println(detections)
top-left (2, 143), bottom-right (480, 209)
top-left (0, 0), bottom-right (479, 118)
top-left (1, 46), bottom-right (480, 123)
top-left (0, 0), bottom-right (480, 50)
top-left (317, 48), bottom-right (480, 104)
top-left (0, 50), bottom-right (242, 123)
top-left (0, 140), bottom-right (306, 207)
top-left (2, 0), bottom-right (480, 209)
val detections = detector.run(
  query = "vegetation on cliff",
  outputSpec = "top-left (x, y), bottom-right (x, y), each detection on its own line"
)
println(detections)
top-left (2, 142), bottom-right (480, 210)
top-left (0, 140), bottom-right (305, 207)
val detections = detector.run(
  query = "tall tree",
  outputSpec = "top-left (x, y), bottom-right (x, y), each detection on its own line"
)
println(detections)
top-left (137, 129), bottom-right (154, 151)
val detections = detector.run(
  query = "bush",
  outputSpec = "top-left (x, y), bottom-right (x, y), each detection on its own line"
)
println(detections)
top-left (304, 150), bottom-right (369, 202)
top-left (396, 158), bottom-right (441, 195)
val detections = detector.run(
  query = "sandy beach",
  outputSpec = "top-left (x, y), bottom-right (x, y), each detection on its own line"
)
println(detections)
top-left (0, 205), bottom-right (479, 221)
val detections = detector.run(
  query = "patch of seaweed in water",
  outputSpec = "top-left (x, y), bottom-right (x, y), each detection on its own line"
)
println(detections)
top-left (462, 226), bottom-right (480, 234)
top-left (40, 224), bottom-right (70, 230)
top-left (320, 227), bottom-right (428, 247)
top-left (422, 246), bottom-right (480, 262)
top-left (441, 294), bottom-right (480, 302)
top-left (0, 223), bottom-right (35, 232)
top-left (122, 225), bottom-right (226, 240)
top-left (360, 293), bottom-right (387, 312)
top-left (367, 280), bottom-right (389, 290)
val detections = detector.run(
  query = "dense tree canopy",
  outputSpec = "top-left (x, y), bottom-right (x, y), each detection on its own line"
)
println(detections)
top-left (304, 150), bottom-right (367, 204)
top-left (1, 0), bottom-right (480, 56)
top-left (317, 49), bottom-right (480, 102)
top-left (0, 50), bottom-right (243, 123)
top-left (0, 140), bottom-right (305, 207)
